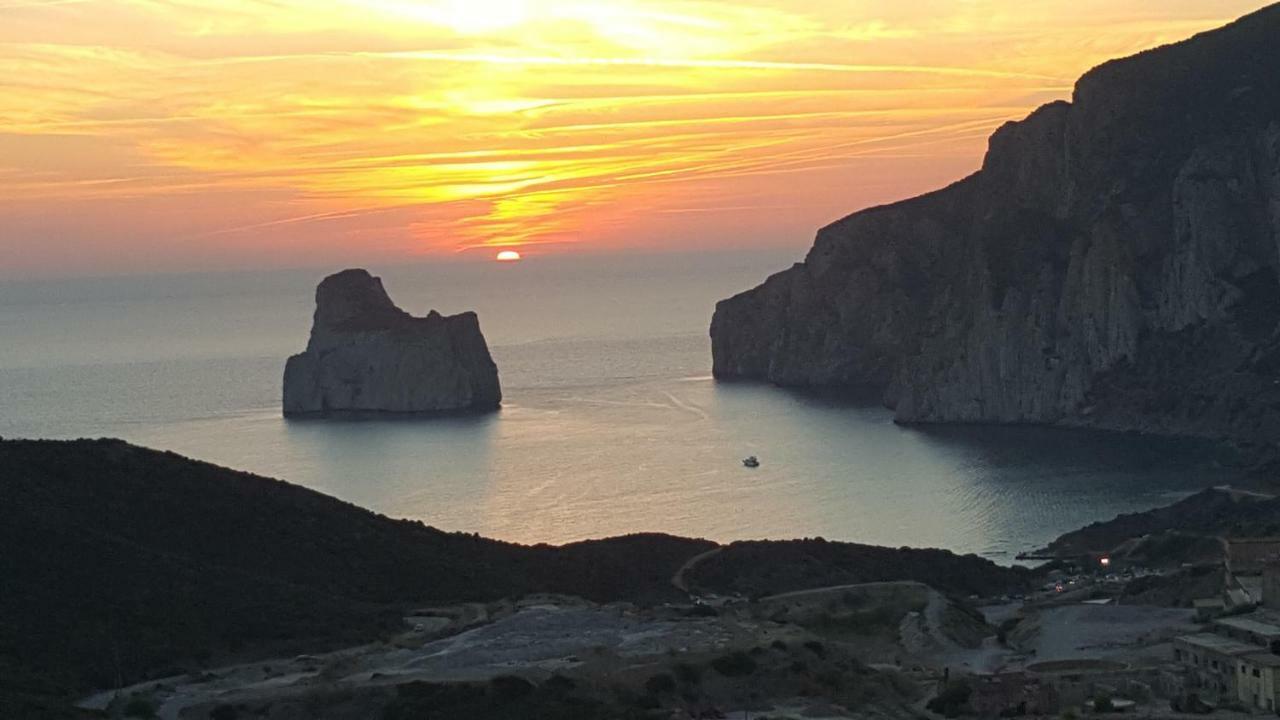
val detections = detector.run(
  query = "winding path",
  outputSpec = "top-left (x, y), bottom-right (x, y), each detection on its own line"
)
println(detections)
top-left (671, 546), bottom-right (723, 594)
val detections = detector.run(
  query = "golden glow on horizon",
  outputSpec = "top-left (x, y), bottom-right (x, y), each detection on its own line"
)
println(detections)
top-left (495, 249), bottom-right (522, 262)
top-left (0, 0), bottom-right (1268, 274)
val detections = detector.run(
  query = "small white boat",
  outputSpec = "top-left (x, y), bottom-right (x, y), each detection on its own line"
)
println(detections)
top-left (742, 455), bottom-right (759, 468)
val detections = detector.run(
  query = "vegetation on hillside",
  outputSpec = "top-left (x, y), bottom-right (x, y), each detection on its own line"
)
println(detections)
top-left (0, 439), bottom-right (710, 710)
top-left (687, 539), bottom-right (1032, 599)
top-left (1045, 488), bottom-right (1280, 557)
top-left (1, 438), bottom-right (1024, 714)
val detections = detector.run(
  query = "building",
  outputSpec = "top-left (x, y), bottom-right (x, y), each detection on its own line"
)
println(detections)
top-left (1263, 560), bottom-right (1280, 610)
top-left (1193, 598), bottom-right (1226, 621)
top-left (968, 672), bottom-right (1059, 716)
top-left (1237, 652), bottom-right (1280, 712)
top-left (1173, 633), bottom-right (1259, 696)
top-left (1213, 616), bottom-right (1280, 648)
top-left (1227, 538), bottom-right (1280, 575)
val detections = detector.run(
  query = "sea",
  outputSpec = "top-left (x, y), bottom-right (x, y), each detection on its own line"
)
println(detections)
top-left (0, 250), bottom-right (1243, 561)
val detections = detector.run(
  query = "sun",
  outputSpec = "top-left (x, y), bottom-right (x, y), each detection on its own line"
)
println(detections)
top-left (495, 250), bottom-right (522, 262)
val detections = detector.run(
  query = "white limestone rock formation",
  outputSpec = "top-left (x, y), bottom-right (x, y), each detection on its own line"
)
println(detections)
top-left (283, 269), bottom-right (501, 416)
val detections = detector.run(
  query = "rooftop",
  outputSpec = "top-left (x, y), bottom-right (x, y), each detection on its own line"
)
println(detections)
top-left (1242, 653), bottom-right (1280, 668)
top-left (1176, 633), bottom-right (1260, 655)
top-left (1214, 616), bottom-right (1280, 638)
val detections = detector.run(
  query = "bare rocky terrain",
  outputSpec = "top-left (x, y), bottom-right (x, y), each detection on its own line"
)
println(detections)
top-left (78, 583), bottom-right (983, 720)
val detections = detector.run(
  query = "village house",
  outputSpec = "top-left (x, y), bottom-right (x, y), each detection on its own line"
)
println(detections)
top-left (1237, 652), bottom-right (1280, 712)
top-left (1227, 539), bottom-right (1280, 576)
top-left (1213, 616), bottom-right (1280, 648)
top-left (1173, 634), bottom-right (1258, 696)
top-left (1264, 561), bottom-right (1280, 611)
top-left (1193, 598), bottom-right (1226, 621)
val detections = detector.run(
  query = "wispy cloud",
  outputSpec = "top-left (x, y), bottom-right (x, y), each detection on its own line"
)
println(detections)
top-left (0, 0), bottom-right (1267, 272)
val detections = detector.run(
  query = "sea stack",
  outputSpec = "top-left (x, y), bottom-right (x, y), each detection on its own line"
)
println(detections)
top-left (283, 269), bottom-right (501, 416)
top-left (711, 6), bottom-right (1280, 446)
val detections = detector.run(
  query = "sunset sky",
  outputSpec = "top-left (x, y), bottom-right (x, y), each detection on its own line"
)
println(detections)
top-left (1, 0), bottom-right (1268, 277)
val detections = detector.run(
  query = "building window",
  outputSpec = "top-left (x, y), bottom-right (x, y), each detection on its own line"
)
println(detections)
top-left (1254, 668), bottom-right (1262, 678)
top-left (1212, 660), bottom-right (1218, 670)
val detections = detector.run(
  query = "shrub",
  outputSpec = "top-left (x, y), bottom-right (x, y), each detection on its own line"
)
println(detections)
top-left (543, 674), bottom-right (576, 694)
top-left (632, 692), bottom-right (660, 710)
top-left (802, 640), bottom-right (826, 658)
top-left (711, 651), bottom-right (757, 677)
top-left (644, 673), bottom-right (676, 695)
top-left (674, 663), bottom-right (702, 686)
top-left (815, 670), bottom-right (842, 688)
top-left (926, 680), bottom-right (973, 718)
top-left (122, 695), bottom-right (157, 718)
top-left (489, 675), bottom-right (534, 701)
top-left (881, 669), bottom-right (920, 699)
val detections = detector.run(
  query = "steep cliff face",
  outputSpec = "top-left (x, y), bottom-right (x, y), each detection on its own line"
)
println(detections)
top-left (283, 269), bottom-right (501, 415)
top-left (711, 5), bottom-right (1280, 445)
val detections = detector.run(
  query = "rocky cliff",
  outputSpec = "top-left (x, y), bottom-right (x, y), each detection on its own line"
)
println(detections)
top-left (283, 269), bottom-right (501, 415)
top-left (712, 5), bottom-right (1280, 448)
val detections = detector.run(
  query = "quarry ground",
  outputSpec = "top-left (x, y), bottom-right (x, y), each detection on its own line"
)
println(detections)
top-left (79, 584), bottom-right (952, 720)
top-left (80, 580), bottom-right (1206, 720)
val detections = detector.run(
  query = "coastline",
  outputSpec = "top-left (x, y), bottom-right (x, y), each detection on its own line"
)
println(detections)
top-left (0, 435), bottom-right (1251, 719)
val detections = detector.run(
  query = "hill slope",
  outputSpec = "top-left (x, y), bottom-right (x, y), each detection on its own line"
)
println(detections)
top-left (0, 438), bottom-right (1028, 716)
top-left (0, 438), bottom-right (711, 715)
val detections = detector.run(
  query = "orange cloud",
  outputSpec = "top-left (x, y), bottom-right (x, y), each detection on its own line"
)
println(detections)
top-left (0, 0), bottom-right (1269, 275)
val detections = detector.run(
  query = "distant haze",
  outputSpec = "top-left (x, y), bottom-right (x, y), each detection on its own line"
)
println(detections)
top-left (1, 0), bottom-right (1270, 278)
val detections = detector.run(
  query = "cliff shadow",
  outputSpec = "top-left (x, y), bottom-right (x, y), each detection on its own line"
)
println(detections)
top-left (903, 422), bottom-right (1245, 475)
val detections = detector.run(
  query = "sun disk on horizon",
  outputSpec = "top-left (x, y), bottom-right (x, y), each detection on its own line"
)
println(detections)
top-left (495, 250), bottom-right (522, 262)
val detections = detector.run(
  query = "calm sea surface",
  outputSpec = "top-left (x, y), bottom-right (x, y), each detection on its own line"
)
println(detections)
top-left (0, 251), bottom-right (1241, 560)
